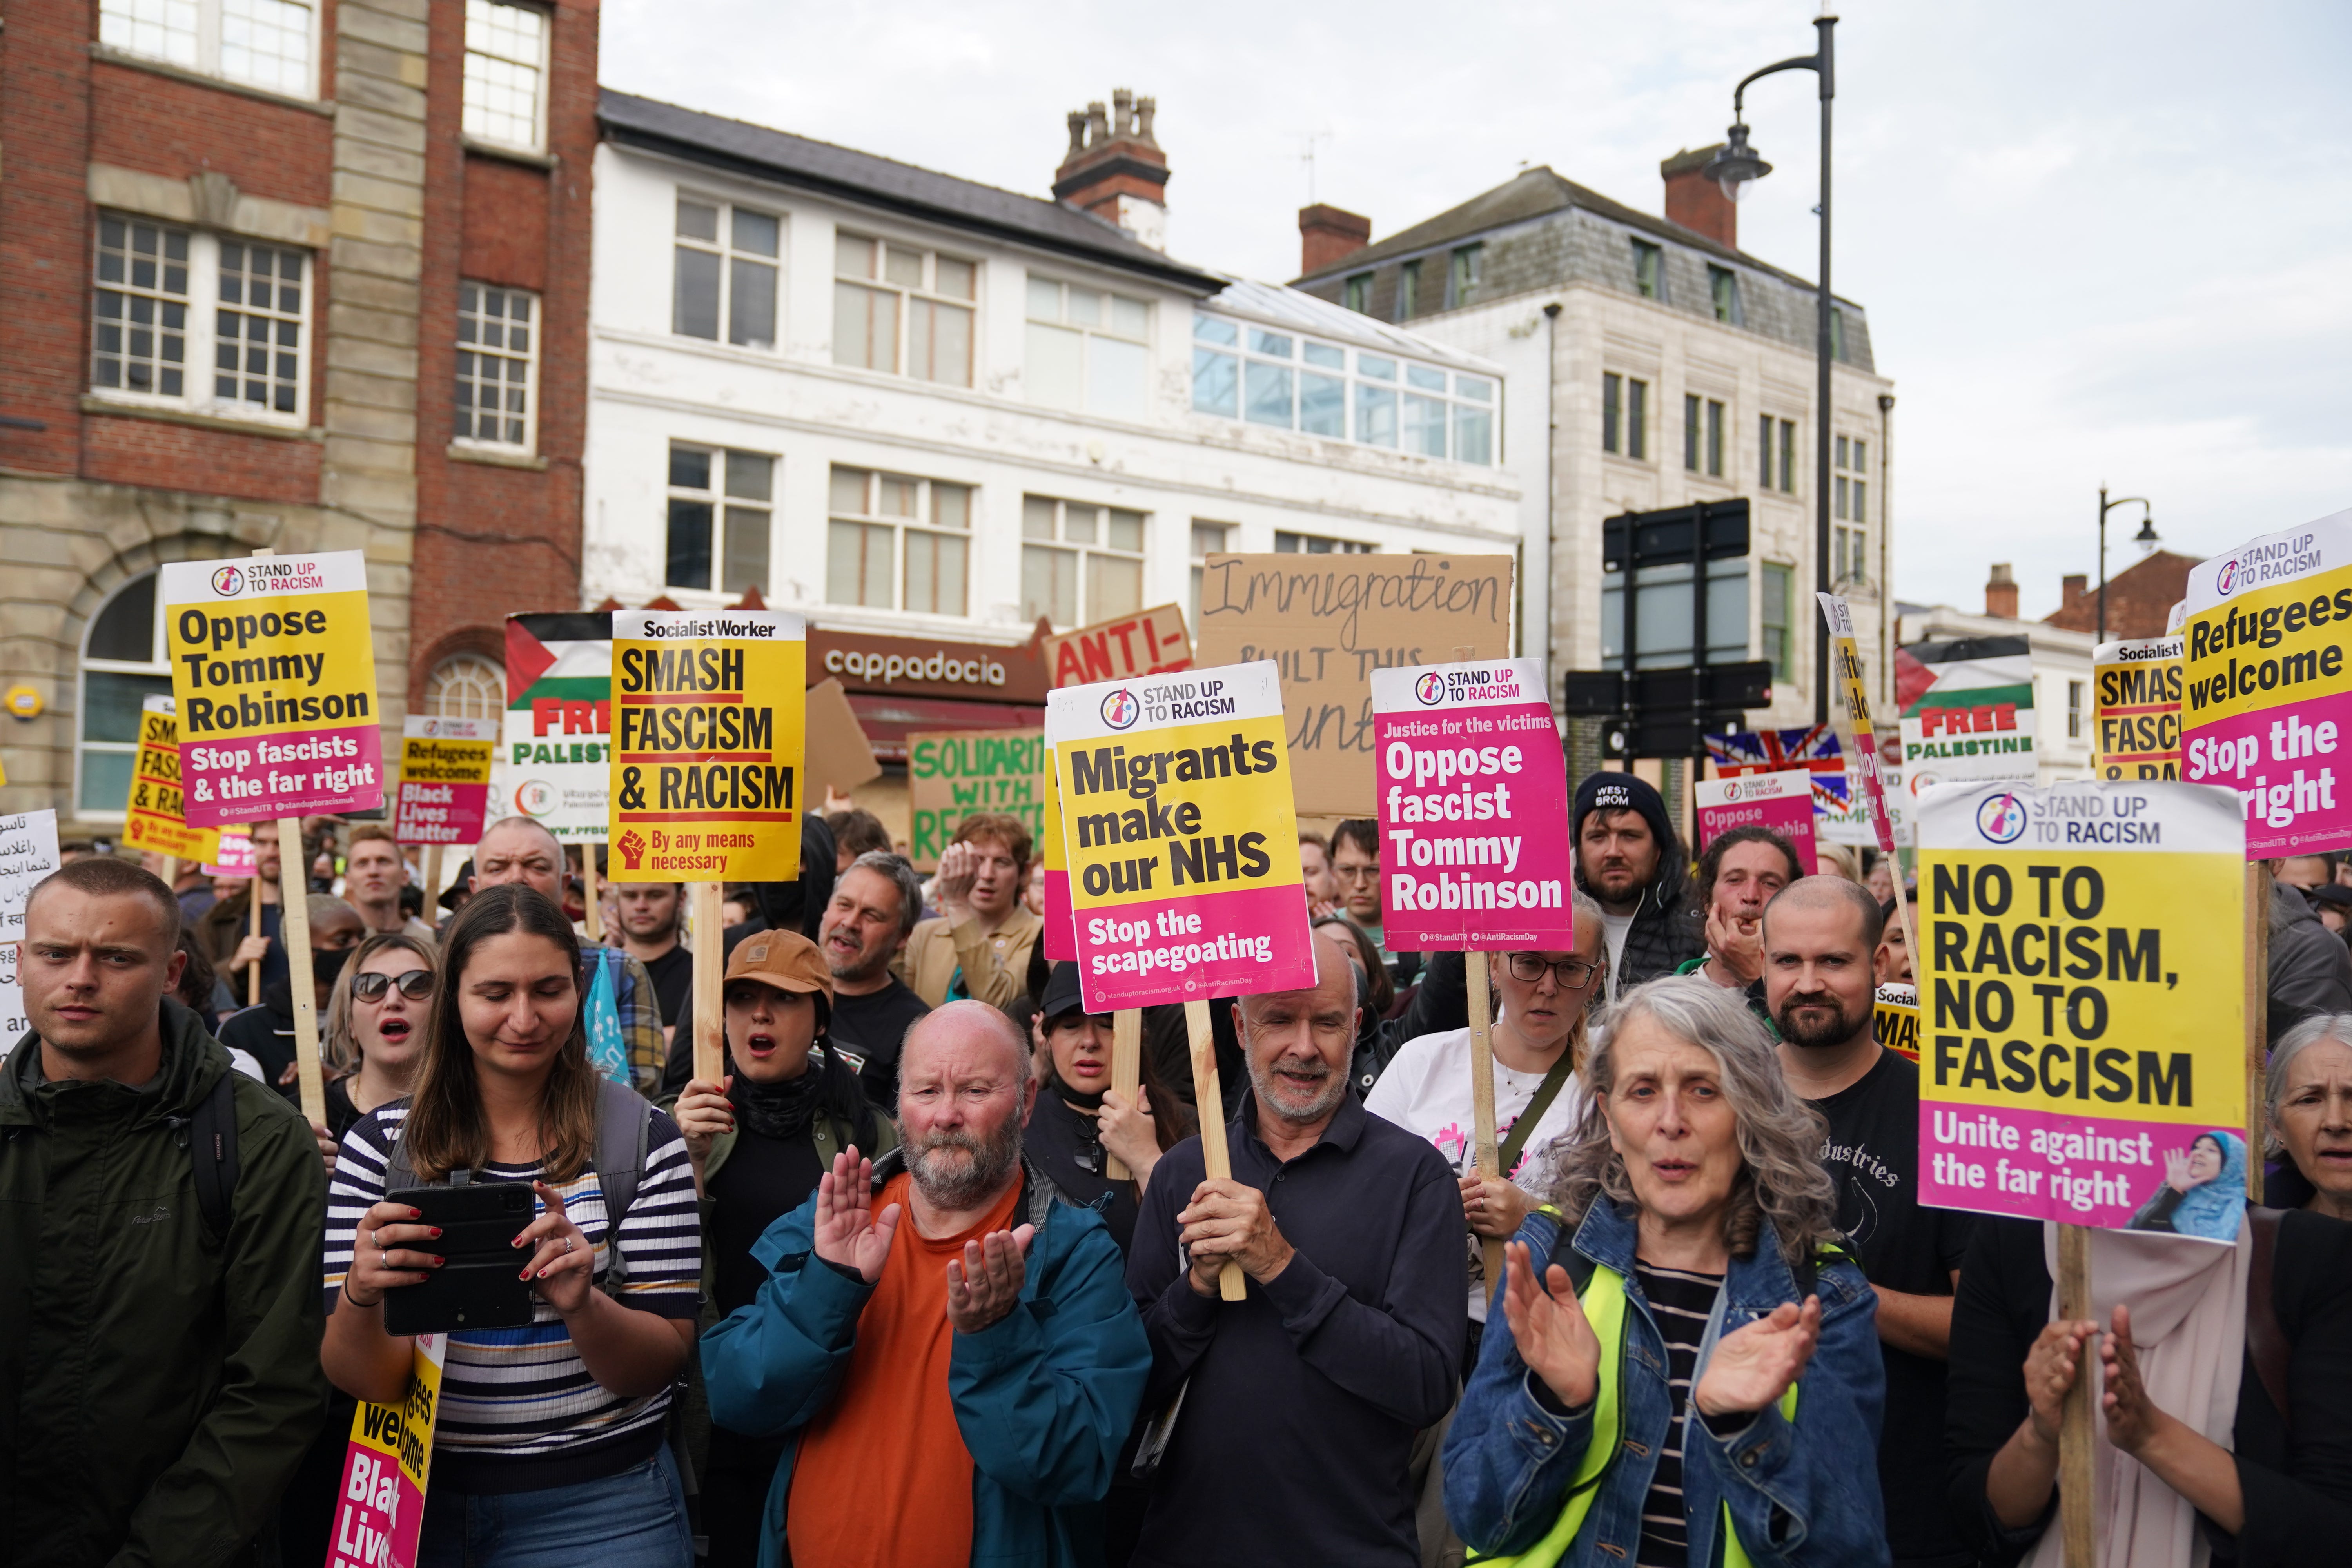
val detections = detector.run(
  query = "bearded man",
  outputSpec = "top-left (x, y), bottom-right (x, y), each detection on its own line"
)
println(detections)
top-left (700, 1000), bottom-right (1149, 1568)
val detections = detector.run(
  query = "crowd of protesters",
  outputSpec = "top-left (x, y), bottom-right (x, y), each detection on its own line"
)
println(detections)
top-left (8, 785), bottom-right (2352, 1568)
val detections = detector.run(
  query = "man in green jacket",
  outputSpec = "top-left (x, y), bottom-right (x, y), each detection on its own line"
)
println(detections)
top-left (0, 856), bottom-right (328, 1566)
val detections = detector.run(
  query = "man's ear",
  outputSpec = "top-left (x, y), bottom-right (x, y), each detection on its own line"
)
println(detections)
top-left (163, 945), bottom-right (187, 995)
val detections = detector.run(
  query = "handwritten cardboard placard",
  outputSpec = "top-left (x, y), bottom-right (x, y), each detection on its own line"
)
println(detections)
top-left (0, 811), bottom-right (63, 1041)
top-left (907, 728), bottom-right (1044, 871)
top-left (1044, 604), bottom-right (1192, 690)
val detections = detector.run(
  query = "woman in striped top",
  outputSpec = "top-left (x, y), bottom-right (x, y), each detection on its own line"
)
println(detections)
top-left (322, 885), bottom-right (702, 1568)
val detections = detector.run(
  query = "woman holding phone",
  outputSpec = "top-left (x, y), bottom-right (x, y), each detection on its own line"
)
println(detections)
top-left (321, 885), bottom-right (701, 1568)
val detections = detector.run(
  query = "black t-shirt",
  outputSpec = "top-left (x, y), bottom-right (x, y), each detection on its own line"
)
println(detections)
top-left (1805, 1046), bottom-right (1974, 1567)
top-left (1022, 1090), bottom-right (1138, 1255)
top-left (638, 943), bottom-right (693, 1033)
top-left (707, 1128), bottom-right (825, 1318)
top-left (827, 979), bottom-right (931, 1111)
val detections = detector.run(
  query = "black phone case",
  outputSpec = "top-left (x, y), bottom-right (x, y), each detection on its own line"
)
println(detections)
top-left (381, 1182), bottom-right (539, 1336)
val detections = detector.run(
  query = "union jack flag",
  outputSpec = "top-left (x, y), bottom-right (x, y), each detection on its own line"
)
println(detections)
top-left (1706, 726), bottom-right (1849, 813)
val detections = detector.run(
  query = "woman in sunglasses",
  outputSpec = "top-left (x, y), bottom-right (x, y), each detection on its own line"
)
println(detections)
top-left (320, 931), bottom-right (439, 1140)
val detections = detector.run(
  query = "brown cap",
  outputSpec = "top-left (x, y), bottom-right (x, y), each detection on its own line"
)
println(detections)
top-left (723, 929), bottom-right (833, 1001)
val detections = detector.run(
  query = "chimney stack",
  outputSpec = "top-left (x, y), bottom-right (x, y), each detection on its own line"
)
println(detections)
top-left (1985, 563), bottom-right (2018, 620)
top-left (1298, 204), bottom-right (1371, 277)
top-left (1054, 87), bottom-right (1169, 251)
top-left (2060, 573), bottom-right (2087, 612)
top-left (1661, 145), bottom-right (1735, 249)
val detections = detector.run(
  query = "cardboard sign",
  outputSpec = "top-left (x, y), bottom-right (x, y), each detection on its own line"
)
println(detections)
top-left (1047, 662), bottom-right (1313, 1010)
top-left (328, 1334), bottom-right (444, 1568)
top-left (394, 716), bottom-right (497, 846)
top-left (204, 824), bottom-right (257, 879)
top-left (907, 729), bottom-right (1044, 871)
top-left (122, 696), bottom-right (221, 863)
top-left (1918, 780), bottom-right (2246, 1238)
top-left (161, 552), bottom-right (385, 825)
top-left (608, 609), bottom-right (804, 881)
top-left (1045, 604), bottom-right (1192, 689)
top-left (2094, 636), bottom-right (2184, 781)
top-left (2180, 507), bottom-right (2352, 857)
top-left (1369, 658), bottom-right (1574, 951)
top-left (1816, 594), bottom-right (1897, 852)
top-left (495, 612), bottom-right (613, 844)
top-left (1695, 770), bottom-right (1820, 875)
top-left (1875, 981), bottom-right (1920, 1063)
top-left (0, 811), bottom-right (63, 1042)
top-left (802, 677), bottom-right (882, 802)
top-left (1040, 742), bottom-right (1074, 961)
top-left (1196, 553), bottom-right (1514, 817)
top-left (1900, 637), bottom-right (2039, 794)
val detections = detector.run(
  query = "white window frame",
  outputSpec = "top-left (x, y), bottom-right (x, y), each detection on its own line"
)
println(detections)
top-left (462, 0), bottom-right (550, 154)
top-left (453, 280), bottom-right (539, 454)
top-left (1188, 519), bottom-right (1232, 624)
top-left (423, 653), bottom-right (506, 720)
top-left (1024, 275), bottom-right (1153, 418)
top-left (89, 213), bottom-right (312, 428)
top-left (664, 442), bottom-right (775, 597)
top-left (1021, 495), bottom-right (1146, 630)
top-left (1189, 312), bottom-right (1497, 466)
top-left (76, 570), bottom-right (174, 821)
top-left (1274, 530), bottom-right (1374, 555)
top-left (1833, 434), bottom-right (1869, 584)
top-left (832, 232), bottom-right (977, 386)
top-left (98, 0), bottom-right (321, 100)
top-left (826, 467), bottom-right (974, 618)
top-left (670, 193), bottom-right (782, 352)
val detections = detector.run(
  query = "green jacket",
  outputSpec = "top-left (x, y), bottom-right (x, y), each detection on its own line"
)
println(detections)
top-left (0, 998), bottom-right (329, 1568)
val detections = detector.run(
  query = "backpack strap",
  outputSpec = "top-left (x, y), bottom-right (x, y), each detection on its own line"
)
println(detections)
top-left (188, 1071), bottom-right (240, 1239)
top-left (593, 1078), bottom-right (654, 1299)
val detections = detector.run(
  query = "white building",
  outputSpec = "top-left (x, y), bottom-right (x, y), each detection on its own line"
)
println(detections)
top-left (1896, 565), bottom-right (2098, 785)
top-left (583, 90), bottom-right (1521, 677)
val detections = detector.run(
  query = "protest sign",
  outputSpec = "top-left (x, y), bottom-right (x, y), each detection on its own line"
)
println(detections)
top-left (160, 552), bottom-right (384, 826)
top-left (1917, 780), bottom-right (2246, 1236)
top-left (1196, 553), bottom-right (1514, 817)
top-left (1368, 658), bottom-right (1574, 950)
top-left (1044, 603), bottom-right (1192, 689)
top-left (608, 608), bottom-right (804, 883)
top-left (0, 811), bottom-right (62, 1044)
top-left (495, 612), bottom-right (613, 844)
top-left (203, 824), bottom-right (256, 878)
top-left (1900, 635), bottom-right (2039, 794)
top-left (328, 1333), bottom-right (444, 1568)
top-left (2092, 636), bottom-right (2183, 781)
top-left (1046, 661), bottom-right (1313, 1012)
top-left (122, 696), bottom-right (220, 864)
top-left (1875, 982), bottom-right (1920, 1064)
top-left (1694, 769), bottom-right (1820, 874)
top-left (1816, 594), bottom-right (1898, 853)
top-left (802, 677), bottom-right (881, 802)
top-left (907, 729), bottom-right (1045, 871)
top-left (1040, 742), bottom-right (1074, 961)
top-left (2180, 507), bottom-right (2352, 858)
top-left (394, 717), bottom-right (497, 846)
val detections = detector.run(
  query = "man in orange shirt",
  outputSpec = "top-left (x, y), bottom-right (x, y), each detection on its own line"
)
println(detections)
top-left (702, 1001), bottom-right (1149, 1568)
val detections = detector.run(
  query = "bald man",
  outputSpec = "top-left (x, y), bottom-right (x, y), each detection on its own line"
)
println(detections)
top-left (701, 1000), bottom-right (1148, 1568)
top-left (1125, 931), bottom-right (1466, 1568)
top-left (1763, 876), bottom-right (1973, 1568)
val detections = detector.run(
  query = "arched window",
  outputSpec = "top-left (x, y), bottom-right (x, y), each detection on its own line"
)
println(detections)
top-left (423, 652), bottom-right (504, 720)
top-left (79, 570), bottom-right (173, 815)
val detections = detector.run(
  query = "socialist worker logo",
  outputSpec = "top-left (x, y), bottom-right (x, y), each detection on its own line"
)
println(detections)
top-left (210, 566), bottom-right (245, 597)
top-left (1101, 689), bottom-right (1140, 730)
top-left (1414, 672), bottom-right (1445, 706)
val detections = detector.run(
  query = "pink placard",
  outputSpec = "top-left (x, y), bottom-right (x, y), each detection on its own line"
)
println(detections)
top-left (1369, 659), bottom-right (1576, 951)
top-left (1694, 771), bottom-right (1820, 874)
top-left (202, 826), bottom-right (258, 879)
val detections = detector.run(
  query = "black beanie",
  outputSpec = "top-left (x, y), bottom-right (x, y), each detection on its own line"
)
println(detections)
top-left (1573, 770), bottom-right (1679, 859)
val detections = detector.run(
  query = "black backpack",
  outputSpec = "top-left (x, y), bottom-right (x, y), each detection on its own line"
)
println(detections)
top-left (180, 1072), bottom-right (240, 1239)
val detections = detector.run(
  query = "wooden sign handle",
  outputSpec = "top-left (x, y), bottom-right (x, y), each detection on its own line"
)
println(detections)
top-left (1466, 955), bottom-right (1504, 1288)
top-left (247, 856), bottom-right (264, 1007)
top-left (1107, 1009), bottom-right (1141, 1181)
top-left (277, 817), bottom-right (326, 1125)
top-left (691, 882), bottom-right (724, 1087)
top-left (581, 848), bottom-right (603, 943)
top-left (2247, 860), bottom-right (2269, 1204)
top-left (2056, 1222), bottom-right (2096, 1568)
top-left (1887, 865), bottom-right (1920, 990)
top-left (422, 844), bottom-right (442, 924)
top-left (158, 854), bottom-right (178, 886)
top-left (1183, 998), bottom-right (1245, 1301)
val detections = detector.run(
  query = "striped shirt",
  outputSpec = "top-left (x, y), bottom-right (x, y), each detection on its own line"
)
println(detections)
top-left (1632, 1261), bottom-right (1723, 1568)
top-left (323, 1102), bottom-right (701, 1490)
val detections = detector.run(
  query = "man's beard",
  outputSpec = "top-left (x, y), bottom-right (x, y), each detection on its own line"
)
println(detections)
top-left (907, 1114), bottom-right (1025, 1210)
top-left (1248, 1050), bottom-right (1348, 1125)
top-left (1776, 990), bottom-right (1870, 1049)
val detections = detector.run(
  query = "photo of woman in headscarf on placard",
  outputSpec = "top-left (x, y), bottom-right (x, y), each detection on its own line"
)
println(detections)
top-left (2127, 1130), bottom-right (2249, 1241)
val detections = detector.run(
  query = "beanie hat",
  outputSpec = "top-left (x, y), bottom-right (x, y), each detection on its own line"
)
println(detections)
top-left (1573, 771), bottom-right (1679, 861)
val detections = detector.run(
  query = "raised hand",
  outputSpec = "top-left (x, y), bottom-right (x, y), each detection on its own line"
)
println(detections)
top-left (1704, 905), bottom-right (1767, 985)
top-left (1096, 1086), bottom-right (1159, 1181)
top-left (1694, 1295), bottom-right (1822, 1419)
top-left (811, 1146), bottom-right (901, 1284)
top-left (1501, 1240), bottom-right (1601, 1409)
top-left (933, 841), bottom-right (978, 920)
top-left (945, 1225), bottom-right (1035, 1333)
top-left (675, 1076), bottom-right (734, 1175)
top-left (2163, 1148), bottom-right (2193, 1194)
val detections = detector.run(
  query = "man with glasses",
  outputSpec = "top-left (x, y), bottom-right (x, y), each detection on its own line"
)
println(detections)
top-left (1331, 818), bottom-right (1417, 985)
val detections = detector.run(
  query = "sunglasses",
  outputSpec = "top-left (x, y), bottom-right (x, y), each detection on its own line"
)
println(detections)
top-left (350, 970), bottom-right (435, 1002)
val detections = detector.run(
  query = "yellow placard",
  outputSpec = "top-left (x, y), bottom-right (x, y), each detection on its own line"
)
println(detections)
top-left (122, 697), bottom-right (221, 862)
top-left (2094, 637), bottom-right (2183, 780)
top-left (607, 609), bottom-right (805, 882)
top-left (1874, 984), bottom-right (1920, 1063)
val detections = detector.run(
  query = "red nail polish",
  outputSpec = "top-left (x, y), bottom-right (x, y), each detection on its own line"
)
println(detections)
top-left (429, 1228), bottom-right (443, 1238)
top-left (408, 1208), bottom-right (422, 1219)
top-left (521, 1268), bottom-right (533, 1279)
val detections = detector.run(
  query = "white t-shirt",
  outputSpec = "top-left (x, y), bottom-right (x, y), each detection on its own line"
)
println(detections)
top-left (1365, 1025), bottom-right (1590, 1321)
top-left (1599, 911), bottom-right (1634, 1000)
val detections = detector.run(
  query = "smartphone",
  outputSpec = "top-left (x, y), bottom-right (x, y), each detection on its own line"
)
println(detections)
top-left (381, 1182), bottom-right (539, 1336)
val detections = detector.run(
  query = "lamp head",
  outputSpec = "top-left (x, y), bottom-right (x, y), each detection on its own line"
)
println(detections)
top-left (2134, 514), bottom-right (2160, 551)
top-left (1706, 122), bottom-right (1772, 203)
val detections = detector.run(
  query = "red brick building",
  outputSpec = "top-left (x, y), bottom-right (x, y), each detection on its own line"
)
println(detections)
top-left (0, 0), bottom-right (596, 834)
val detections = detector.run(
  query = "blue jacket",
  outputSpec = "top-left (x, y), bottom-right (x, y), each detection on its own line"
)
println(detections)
top-left (1443, 1198), bottom-right (1888, 1568)
top-left (700, 1152), bottom-right (1151, 1568)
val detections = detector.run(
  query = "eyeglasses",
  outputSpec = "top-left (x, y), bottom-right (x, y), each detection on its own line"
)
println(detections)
top-left (1331, 864), bottom-right (1381, 883)
top-left (1506, 953), bottom-right (1602, 988)
top-left (351, 970), bottom-right (435, 1002)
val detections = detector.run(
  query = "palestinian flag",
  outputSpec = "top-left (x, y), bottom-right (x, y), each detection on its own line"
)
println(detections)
top-left (493, 613), bottom-right (613, 841)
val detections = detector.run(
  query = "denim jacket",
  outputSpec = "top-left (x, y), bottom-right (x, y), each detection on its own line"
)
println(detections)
top-left (1442, 1199), bottom-right (1888, 1568)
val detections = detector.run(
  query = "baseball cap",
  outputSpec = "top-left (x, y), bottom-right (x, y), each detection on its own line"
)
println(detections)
top-left (1040, 960), bottom-right (1098, 1023)
top-left (724, 928), bottom-right (833, 1001)
top-left (2309, 883), bottom-right (2352, 915)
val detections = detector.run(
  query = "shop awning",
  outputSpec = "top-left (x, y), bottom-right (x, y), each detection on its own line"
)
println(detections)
top-left (845, 693), bottom-right (1045, 763)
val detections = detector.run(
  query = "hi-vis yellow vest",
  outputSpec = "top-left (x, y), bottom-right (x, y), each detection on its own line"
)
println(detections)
top-left (1468, 1259), bottom-right (1798, 1568)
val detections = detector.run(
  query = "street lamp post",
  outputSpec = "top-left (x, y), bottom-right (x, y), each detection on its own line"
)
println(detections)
top-left (1706, 16), bottom-right (1836, 725)
top-left (2096, 487), bottom-right (2156, 644)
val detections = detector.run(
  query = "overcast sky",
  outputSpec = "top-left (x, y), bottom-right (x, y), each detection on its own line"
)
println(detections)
top-left (602, 0), bottom-right (2352, 620)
